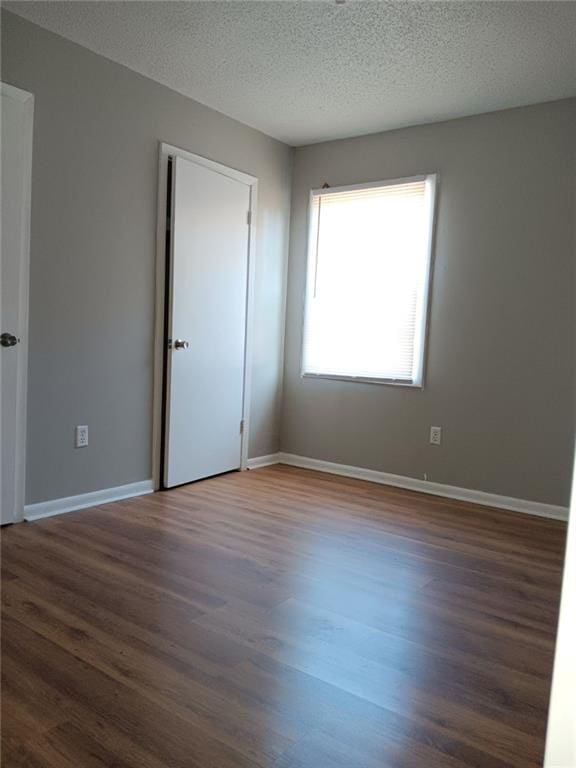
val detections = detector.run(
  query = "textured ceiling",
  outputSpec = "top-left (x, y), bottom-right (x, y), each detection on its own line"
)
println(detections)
top-left (6, 1), bottom-right (576, 145)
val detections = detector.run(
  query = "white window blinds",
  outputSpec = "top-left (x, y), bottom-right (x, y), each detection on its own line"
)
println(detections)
top-left (302, 175), bottom-right (436, 386)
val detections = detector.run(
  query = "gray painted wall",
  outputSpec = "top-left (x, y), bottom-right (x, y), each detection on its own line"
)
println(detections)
top-left (282, 99), bottom-right (576, 507)
top-left (1, 12), bottom-right (292, 504)
top-left (3, 11), bottom-right (574, 509)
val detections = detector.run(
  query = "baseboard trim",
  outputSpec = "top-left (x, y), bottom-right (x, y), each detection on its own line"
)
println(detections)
top-left (250, 452), bottom-right (568, 521)
top-left (246, 453), bottom-right (282, 470)
top-left (26, 459), bottom-right (567, 523)
top-left (24, 480), bottom-right (155, 521)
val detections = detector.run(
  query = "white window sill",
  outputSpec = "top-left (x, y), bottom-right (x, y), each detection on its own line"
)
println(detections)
top-left (301, 372), bottom-right (423, 388)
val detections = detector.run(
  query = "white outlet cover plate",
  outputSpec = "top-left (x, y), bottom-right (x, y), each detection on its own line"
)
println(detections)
top-left (430, 426), bottom-right (442, 445)
top-left (75, 425), bottom-right (88, 448)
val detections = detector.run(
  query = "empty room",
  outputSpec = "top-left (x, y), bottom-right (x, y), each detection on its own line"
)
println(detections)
top-left (1, 2), bottom-right (575, 767)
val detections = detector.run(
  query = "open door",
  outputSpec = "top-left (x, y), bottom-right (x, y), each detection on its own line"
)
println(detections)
top-left (1, 83), bottom-right (33, 524)
top-left (162, 153), bottom-right (253, 488)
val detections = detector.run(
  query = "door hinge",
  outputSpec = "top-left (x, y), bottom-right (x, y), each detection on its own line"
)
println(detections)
top-left (240, 419), bottom-right (245, 434)
top-left (246, 210), bottom-right (251, 226)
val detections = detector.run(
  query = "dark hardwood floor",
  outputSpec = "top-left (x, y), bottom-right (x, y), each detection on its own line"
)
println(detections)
top-left (1, 465), bottom-right (566, 767)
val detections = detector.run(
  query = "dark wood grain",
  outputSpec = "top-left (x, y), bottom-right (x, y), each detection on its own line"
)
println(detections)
top-left (1, 465), bottom-right (566, 767)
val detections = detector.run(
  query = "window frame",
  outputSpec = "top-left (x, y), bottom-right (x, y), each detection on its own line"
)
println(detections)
top-left (300, 173), bottom-right (438, 388)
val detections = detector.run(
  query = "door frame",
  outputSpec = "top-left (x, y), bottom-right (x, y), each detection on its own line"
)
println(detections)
top-left (1, 83), bottom-right (34, 524)
top-left (152, 142), bottom-right (258, 490)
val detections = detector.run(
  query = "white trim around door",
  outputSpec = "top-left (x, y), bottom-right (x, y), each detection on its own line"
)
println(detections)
top-left (152, 143), bottom-right (258, 490)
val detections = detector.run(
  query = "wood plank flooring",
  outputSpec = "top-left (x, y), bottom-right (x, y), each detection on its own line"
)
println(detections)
top-left (1, 465), bottom-right (567, 767)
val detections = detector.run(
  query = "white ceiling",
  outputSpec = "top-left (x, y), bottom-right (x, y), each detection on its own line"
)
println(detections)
top-left (6, 1), bottom-right (576, 146)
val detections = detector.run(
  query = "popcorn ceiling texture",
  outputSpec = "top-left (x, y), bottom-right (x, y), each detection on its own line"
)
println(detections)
top-left (6, 1), bottom-right (576, 145)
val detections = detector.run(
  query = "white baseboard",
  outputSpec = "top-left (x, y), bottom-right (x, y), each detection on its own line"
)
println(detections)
top-left (24, 480), bottom-right (155, 521)
top-left (24, 458), bottom-right (568, 523)
top-left (250, 452), bottom-right (569, 521)
top-left (246, 453), bottom-right (282, 470)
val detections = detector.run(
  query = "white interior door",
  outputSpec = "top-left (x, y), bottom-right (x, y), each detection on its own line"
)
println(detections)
top-left (163, 155), bottom-right (251, 488)
top-left (1, 84), bottom-right (33, 524)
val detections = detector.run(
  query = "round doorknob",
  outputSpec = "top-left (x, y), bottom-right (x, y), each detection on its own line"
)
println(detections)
top-left (1, 332), bottom-right (19, 348)
top-left (173, 339), bottom-right (190, 350)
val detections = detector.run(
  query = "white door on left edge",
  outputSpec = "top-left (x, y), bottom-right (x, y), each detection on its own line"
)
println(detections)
top-left (163, 155), bottom-right (251, 488)
top-left (1, 84), bottom-right (33, 524)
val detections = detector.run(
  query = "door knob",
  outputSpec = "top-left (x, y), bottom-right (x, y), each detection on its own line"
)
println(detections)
top-left (172, 339), bottom-right (190, 350)
top-left (1, 332), bottom-right (19, 348)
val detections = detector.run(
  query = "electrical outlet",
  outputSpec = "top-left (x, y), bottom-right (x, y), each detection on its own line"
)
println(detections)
top-left (429, 426), bottom-right (442, 446)
top-left (75, 425), bottom-right (88, 448)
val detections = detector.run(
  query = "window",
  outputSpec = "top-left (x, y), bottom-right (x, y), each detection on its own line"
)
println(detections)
top-left (302, 175), bottom-right (437, 387)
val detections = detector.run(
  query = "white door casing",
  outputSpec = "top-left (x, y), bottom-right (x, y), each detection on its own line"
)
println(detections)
top-left (162, 152), bottom-right (254, 488)
top-left (0, 83), bottom-right (33, 525)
